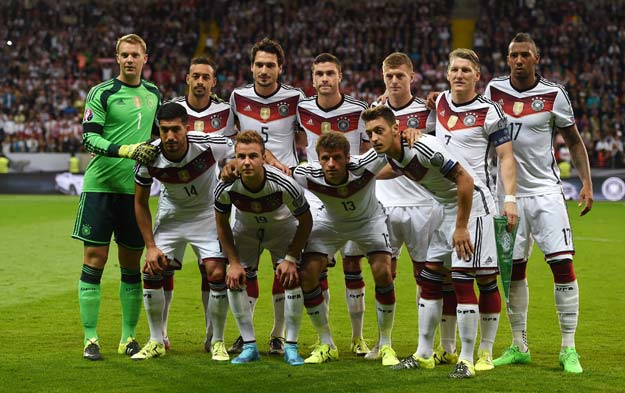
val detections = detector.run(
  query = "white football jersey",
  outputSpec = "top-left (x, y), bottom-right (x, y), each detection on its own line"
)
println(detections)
top-left (214, 165), bottom-right (309, 226)
top-left (135, 131), bottom-right (234, 220)
top-left (230, 83), bottom-right (305, 167)
top-left (434, 91), bottom-right (509, 192)
top-left (375, 97), bottom-right (435, 207)
top-left (386, 134), bottom-right (494, 215)
top-left (168, 96), bottom-right (236, 136)
top-left (296, 95), bottom-right (369, 162)
top-left (485, 76), bottom-right (575, 196)
top-left (292, 149), bottom-right (385, 222)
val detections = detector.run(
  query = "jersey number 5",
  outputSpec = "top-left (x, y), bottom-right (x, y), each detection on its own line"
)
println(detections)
top-left (261, 126), bottom-right (269, 143)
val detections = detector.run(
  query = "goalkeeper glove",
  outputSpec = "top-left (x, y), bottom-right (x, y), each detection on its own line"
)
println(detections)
top-left (118, 142), bottom-right (158, 165)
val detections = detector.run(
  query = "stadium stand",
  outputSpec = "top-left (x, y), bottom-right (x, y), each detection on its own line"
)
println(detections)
top-left (0, 0), bottom-right (622, 167)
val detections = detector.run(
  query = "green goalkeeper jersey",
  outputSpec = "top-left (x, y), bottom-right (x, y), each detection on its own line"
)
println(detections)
top-left (82, 78), bottom-right (161, 194)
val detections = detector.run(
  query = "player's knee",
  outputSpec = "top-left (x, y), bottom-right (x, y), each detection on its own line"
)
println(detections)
top-left (419, 267), bottom-right (444, 300)
top-left (549, 259), bottom-right (576, 283)
top-left (83, 246), bottom-right (108, 268)
top-left (451, 271), bottom-right (477, 304)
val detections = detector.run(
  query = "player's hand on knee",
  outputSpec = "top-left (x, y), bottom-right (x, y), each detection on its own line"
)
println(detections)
top-left (143, 247), bottom-right (167, 277)
top-left (276, 259), bottom-right (299, 289)
top-left (226, 263), bottom-right (246, 290)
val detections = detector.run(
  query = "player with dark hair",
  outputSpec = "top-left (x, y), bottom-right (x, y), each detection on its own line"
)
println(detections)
top-left (133, 102), bottom-right (234, 361)
top-left (166, 56), bottom-right (236, 352)
top-left (486, 32), bottom-right (593, 374)
top-left (74, 33), bottom-right (160, 361)
top-left (228, 38), bottom-right (306, 355)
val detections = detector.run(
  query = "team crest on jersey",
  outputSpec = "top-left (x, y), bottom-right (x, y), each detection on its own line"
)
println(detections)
top-left (178, 170), bottom-right (190, 182)
top-left (513, 102), bottom-right (524, 115)
top-left (278, 103), bottom-right (289, 117)
top-left (531, 98), bottom-right (545, 112)
top-left (146, 95), bottom-right (156, 109)
top-left (260, 107), bottom-right (270, 121)
top-left (133, 96), bottom-right (142, 109)
top-left (407, 117), bottom-right (419, 128)
top-left (447, 115), bottom-right (458, 128)
top-left (463, 113), bottom-right (477, 127)
top-left (193, 160), bottom-right (207, 172)
top-left (83, 108), bottom-right (93, 122)
top-left (337, 118), bottom-right (349, 131)
top-left (321, 122), bottom-right (332, 133)
top-left (211, 117), bottom-right (222, 129)
top-left (194, 120), bottom-right (204, 132)
top-left (337, 185), bottom-right (349, 197)
top-left (251, 201), bottom-right (263, 213)
top-left (429, 152), bottom-right (444, 168)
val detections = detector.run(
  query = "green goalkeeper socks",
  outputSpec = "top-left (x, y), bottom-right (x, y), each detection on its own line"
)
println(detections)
top-left (79, 265), bottom-right (103, 344)
top-left (119, 268), bottom-right (142, 342)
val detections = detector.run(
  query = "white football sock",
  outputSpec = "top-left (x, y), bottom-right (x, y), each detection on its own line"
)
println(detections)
top-left (479, 313), bottom-right (499, 353)
top-left (208, 289), bottom-right (228, 343)
top-left (284, 288), bottom-right (303, 343)
top-left (376, 300), bottom-right (395, 347)
top-left (346, 287), bottom-right (365, 339)
top-left (457, 303), bottom-right (479, 364)
top-left (555, 280), bottom-right (578, 349)
top-left (508, 278), bottom-right (529, 351)
top-left (143, 288), bottom-right (165, 344)
top-left (229, 288), bottom-right (255, 342)
top-left (415, 298), bottom-right (442, 359)
top-left (162, 289), bottom-right (173, 339)
top-left (306, 301), bottom-right (334, 347)
top-left (270, 293), bottom-right (285, 339)
top-left (440, 314), bottom-right (457, 353)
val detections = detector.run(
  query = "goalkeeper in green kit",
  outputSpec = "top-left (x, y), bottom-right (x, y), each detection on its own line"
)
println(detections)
top-left (72, 34), bottom-right (161, 361)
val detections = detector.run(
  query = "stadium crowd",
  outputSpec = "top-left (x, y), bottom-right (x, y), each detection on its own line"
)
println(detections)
top-left (0, 0), bottom-right (623, 167)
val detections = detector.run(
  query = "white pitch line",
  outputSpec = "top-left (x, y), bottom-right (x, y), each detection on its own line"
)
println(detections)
top-left (575, 236), bottom-right (623, 243)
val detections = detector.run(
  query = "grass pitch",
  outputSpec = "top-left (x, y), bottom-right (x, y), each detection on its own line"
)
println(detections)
top-left (1, 195), bottom-right (624, 392)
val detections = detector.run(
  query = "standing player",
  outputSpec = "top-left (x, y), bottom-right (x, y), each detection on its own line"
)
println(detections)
top-left (292, 132), bottom-right (397, 366)
top-left (214, 131), bottom-right (313, 365)
top-left (228, 38), bottom-right (305, 354)
top-left (167, 57), bottom-right (236, 352)
top-left (296, 53), bottom-right (371, 356)
top-left (365, 52), bottom-right (436, 360)
top-left (485, 33), bottom-right (593, 374)
top-left (74, 34), bottom-right (160, 361)
top-left (362, 105), bottom-right (496, 379)
top-left (433, 48), bottom-right (517, 372)
top-left (133, 102), bottom-right (234, 361)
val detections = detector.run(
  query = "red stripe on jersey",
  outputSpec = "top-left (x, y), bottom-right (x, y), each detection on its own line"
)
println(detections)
top-left (489, 88), bottom-right (557, 118)
top-left (389, 156), bottom-right (429, 181)
top-left (436, 95), bottom-right (489, 131)
top-left (297, 107), bottom-right (362, 135)
top-left (234, 94), bottom-right (299, 123)
top-left (306, 170), bottom-right (375, 198)
top-left (187, 108), bottom-right (230, 133)
top-left (229, 191), bottom-right (284, 213)
top-left (148, 148), bottom-right (216, 184)
top-left (396, 110), bottom-right (429, 131)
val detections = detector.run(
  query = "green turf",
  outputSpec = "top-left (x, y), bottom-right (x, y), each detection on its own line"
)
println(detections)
top-left (1, 195), bottom-right (624, 392)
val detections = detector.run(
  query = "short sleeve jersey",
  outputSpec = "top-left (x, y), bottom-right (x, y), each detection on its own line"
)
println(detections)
top-left (387, 134), bottom-right (493, 215)
top-left (169, 96), bottom-right (236, 136)
top-left (292, 149), bottom-right (385, 222)
top-left (230, 83), bottom-right (305, 167)
top-left (374, 98), bottom-right (434, 207)
top-left (434, 91), bottom-right (509, 192)
top-left (134, 131), bottom-right (234, 220)
top-left (82, 78), bottom-right (161, 194)
top-left (485, 75), bottom-right (575, 196)
top-left (296, 95), bottom-right (369, 162)
top-left (214, 165), bottom-right (309, 226)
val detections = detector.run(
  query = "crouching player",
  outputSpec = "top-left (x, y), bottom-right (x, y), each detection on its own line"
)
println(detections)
top-left (132, 102), bottom-right (235, 360)
top-left (214, 130), bottom-right (313, 365)
top-left (292, 132), bottom-right (398, 366)
top-left (363, 105), bottom-right (498, 379)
